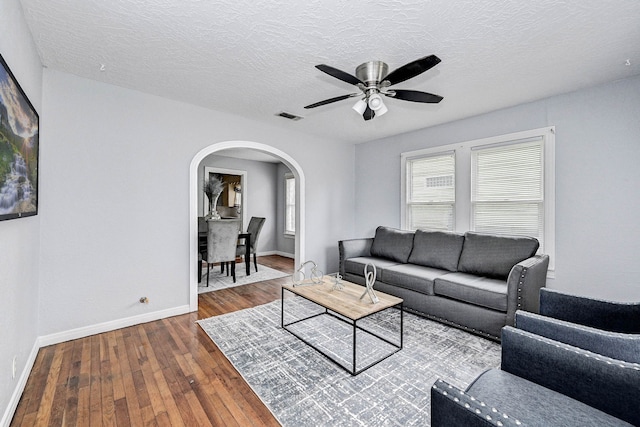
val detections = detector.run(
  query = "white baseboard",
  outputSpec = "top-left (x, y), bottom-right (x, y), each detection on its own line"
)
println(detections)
top-left (1, 341), bottom-right (39, 427)
top-left (257, 250), bottom-right (294, 259)
top-left (38, 304), bottom-right (191, 347)
top-left (2, 304), bottom-right (192, 426)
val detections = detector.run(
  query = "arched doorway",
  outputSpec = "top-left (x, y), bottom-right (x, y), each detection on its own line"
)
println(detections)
top-left (189, 141), bottom-right (305, 311)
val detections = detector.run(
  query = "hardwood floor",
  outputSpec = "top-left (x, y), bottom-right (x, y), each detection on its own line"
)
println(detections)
top-left (11, 255), bottom-right (294, 427)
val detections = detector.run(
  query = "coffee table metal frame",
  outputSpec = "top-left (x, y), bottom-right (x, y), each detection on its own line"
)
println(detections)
top-left (281, 281), bottom-right (403, 376)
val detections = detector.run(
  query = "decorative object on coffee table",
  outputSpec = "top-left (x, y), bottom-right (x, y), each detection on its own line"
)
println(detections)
top-left (292, 260), bottom-right (324, 286)
top-left (359, 262), bottom-right (379, 304)
top-left (331, 273), bottom-right (344, 290)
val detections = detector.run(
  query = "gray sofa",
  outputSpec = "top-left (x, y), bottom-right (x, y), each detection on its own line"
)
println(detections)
top-left (339, 226), bottom-right (549, 340)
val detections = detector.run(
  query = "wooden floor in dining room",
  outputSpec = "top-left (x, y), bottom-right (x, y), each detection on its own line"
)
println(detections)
top-left (10, 255), bottom-right (294, 427)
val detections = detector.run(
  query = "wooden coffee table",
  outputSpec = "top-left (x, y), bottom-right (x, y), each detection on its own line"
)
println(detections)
top-left (281, 276), bottom-right (403, 375)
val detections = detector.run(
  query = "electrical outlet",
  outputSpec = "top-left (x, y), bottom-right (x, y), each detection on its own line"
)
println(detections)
top-left (12, 356), bottom-right (17, 379)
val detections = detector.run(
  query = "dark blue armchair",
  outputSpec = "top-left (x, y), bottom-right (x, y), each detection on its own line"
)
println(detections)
top-left (431, 289), bottom-right (640, 426)
top-left (538, 287), bottom-right (640, 334)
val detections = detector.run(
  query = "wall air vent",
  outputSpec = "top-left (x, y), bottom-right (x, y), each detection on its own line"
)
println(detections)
top-left (276, 111), bottom-right (303, 121)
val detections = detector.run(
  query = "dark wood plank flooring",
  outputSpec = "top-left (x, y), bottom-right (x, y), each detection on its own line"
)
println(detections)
top-left (11, 255), bottom-right (293, 427)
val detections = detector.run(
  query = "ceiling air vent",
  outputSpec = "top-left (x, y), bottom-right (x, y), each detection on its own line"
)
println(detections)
top-left (276, 111), bottom-right (303, 121)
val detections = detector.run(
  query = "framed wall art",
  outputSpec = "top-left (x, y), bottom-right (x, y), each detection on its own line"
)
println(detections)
top-left (0, 53), bottom-right (39, 221)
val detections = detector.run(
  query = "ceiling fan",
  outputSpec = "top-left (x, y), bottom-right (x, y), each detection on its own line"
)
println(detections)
top-left (304, 55), bottom-right (443, 121)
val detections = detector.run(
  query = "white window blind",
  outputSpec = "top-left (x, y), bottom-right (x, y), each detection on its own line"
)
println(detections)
top-left (472, 138), bottom-right (544, 245)
top-left (284, 174), bottom-right (295, 235)
top-left (402, 127), bottom-right (555, 273)
top-left (406, 152), bottom-right (455, 231)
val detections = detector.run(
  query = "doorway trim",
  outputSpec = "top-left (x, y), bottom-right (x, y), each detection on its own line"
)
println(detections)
top-left (189, 141), bottom-right (305, 311)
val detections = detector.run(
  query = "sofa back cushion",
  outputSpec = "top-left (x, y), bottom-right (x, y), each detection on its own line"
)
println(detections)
top-left (457, 232), bottom-right (539, 279)
top-left (369, 226), bottom-right (415, 263)
top-left (408, 230), bottom-right (464, 271)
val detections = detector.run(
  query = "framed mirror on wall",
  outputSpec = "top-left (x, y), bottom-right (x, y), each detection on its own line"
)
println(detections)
top-left (203, 166), bottom-right (248, 228)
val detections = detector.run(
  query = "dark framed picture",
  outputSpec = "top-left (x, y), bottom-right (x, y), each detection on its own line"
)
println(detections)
top-left (0, 54), bottom-right (39, 221)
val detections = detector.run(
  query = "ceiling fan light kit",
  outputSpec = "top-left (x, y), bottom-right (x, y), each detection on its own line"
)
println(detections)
top-left (367, 93), bottom-right (387, 115)
top-left (352, 99), bottom-right (368, 115)
top-left (305, 55), bottom-right (443, 121)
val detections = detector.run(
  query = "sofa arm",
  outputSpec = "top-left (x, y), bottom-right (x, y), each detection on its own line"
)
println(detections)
top-left (338, 238), bottom-right (373, 276)
top-left (501, 327), bottom-right (640, 425)
top-left (515, 311), bottom-right (640, 363)
top-left (431, 379), bottom-right (522, 427)
top-left (505, 254), bottom-right (549, 326)
top-left (540, 288), bottom-right (640, 333)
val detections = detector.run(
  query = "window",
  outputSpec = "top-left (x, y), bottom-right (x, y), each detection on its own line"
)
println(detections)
top-left (472, 139), bottom-right (544, 240)
top-left (284, 173), bottom-right (295, 235)
top-left (402, 127), bottom-right (555, 272)
top-left (405, 152), bottom-right (455, 231)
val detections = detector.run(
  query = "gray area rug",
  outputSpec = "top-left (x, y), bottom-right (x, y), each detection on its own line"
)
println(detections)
top-left (198, 263), bottom-right (290, 293)
top-left (197, 297), bottom-right (501, 426)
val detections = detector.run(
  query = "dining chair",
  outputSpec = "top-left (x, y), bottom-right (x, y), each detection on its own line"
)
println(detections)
top-left (236, 216), bottom-right (265, 273)
top-left (206, 219), bottom-right (241, 285)
top-left (197, 217), bottom-right (208, 282)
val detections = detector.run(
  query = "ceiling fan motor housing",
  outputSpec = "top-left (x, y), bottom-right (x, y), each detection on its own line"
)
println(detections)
top-left (355, 61), bottom-right (389, 85)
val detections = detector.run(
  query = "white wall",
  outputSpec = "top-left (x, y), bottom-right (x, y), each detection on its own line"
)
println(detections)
top-left (37, 68), bottom-right (355, 337)
top-left (0, 0), bottom-right (43, 424)
top-left (353, 75), bottom-right (640, 301)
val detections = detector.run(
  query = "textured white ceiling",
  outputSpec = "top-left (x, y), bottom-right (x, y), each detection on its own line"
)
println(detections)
top-left (19, 0), bottom-right (640, 144)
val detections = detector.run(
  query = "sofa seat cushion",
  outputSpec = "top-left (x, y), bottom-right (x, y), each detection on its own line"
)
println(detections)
top-left (343, 256), bottom-right (401, 277)
top-left (467, 369), bottom-right (632, 427)
top-left (382, 264), bottom-right (449, 296)
top-left (457, 232), bottom-right (540, 279)
top-left (369, 226), bottom-right (415, 263)
top-left (407, 230), bottom-right (464, 271)
top-left (434, 272), bottom-right (508, 311)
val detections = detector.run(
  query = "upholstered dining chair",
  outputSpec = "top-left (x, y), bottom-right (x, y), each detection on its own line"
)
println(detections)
top-left (206, 219), bottom-right (241, 286)
top-left (197, 217), bottom-right (208, 282)
top-left (236, 216), bottom-right (265, 273)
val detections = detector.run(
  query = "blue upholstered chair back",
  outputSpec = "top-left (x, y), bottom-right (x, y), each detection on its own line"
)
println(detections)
top-left (539, 288), bottom-right (640, 334)
top-left (207, 219), bottom-right (241, 264)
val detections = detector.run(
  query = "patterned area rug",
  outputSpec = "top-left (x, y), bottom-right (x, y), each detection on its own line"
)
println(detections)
top-left (197, 297), bottom-right (501, 426)
top-left (198, 263), bottom-right (290, 293)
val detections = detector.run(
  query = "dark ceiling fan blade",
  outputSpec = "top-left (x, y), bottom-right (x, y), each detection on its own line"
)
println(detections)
top-left (386, 89), bottom-right (443, 103)
top-left (384, 55), bottom-right (441, 86)
top-left (304, 93), bottom-right (358, 109)
top-left (363, 106), bottom-right (375, 121)
top-left (315, 64), bottom-right (364, 86)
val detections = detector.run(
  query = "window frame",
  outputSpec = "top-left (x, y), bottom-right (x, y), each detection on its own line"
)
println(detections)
top-left (401, 126), bottom-right (555, 275)
top-left (405, 151), bottom-right (456, 232)
top-left (284, 173), bottom-right (295, 236)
